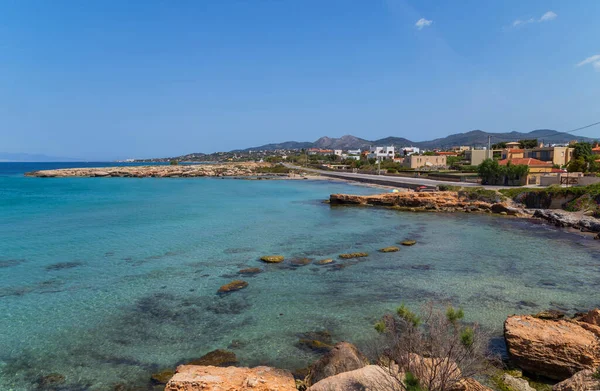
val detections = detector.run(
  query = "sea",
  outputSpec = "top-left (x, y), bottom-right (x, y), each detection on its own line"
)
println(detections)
top-left (1, 162), bottom-right (599, 391)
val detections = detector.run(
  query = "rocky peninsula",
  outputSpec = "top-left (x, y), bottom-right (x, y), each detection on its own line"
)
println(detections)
top-left (25, 162), bottom-right (279, 178)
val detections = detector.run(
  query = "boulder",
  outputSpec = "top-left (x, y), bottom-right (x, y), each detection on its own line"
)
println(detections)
top-left (165, 365), bottom-right (297, 391)
top-left (378, 246), bottom-right (400, 253)
top-left (217, 280), bottom-right (248, 293)
top-left (500, 374), bottom-right (535, 391)
top-left (305, 342), bottom-right (369, 386)
top-left (406, 353), bottom-right (461, 391)
top-left (504, 315), bottom-right (600, 380)
top-left (307, 365), bottom-right (398, 391)
top-left (297, 339), bottom-right (333, 354)
top-left (400, 240), bottom-right (417, 246)
top-left (290, 258), bottom-right (312, 267)
top-left (581, 309), bottom-right (600, 326)
top-left (552, 369), bottom-right (599, 391)
top-left (260, 255), bottom-right (284, 263)
top-left (491, 203), bottom-right (518, 215)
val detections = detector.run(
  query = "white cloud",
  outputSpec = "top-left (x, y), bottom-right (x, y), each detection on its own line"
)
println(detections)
top-left (415, 18), bottom-right (432, 30)
top-left (511, 11), bottom-right (557, 28)
top-left (577, 54), bottom-right (600, 71)
top-left (540, 11), bottom-right (557, 22)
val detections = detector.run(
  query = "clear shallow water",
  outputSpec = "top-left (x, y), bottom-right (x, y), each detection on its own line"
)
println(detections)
top-left (1, 163), bottom-right (599, 391)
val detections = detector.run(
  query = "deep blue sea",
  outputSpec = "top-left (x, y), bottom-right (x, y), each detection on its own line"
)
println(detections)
top-left (1, 162), bottom-right (599, 391)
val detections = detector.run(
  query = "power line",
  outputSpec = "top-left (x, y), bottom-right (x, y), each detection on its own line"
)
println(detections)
top-left (489, 120), bottom-right (600, 144)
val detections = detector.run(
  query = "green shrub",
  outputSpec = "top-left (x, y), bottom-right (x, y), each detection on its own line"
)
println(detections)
top-left (169, 160), bottom-right (179, 165)
top-left (397, 303), bottom-right (421, 327)
top-left (374, 321), bottom-right (386, 333)
top-left (461, 327), bottom-right (474, 348)
top-left (446, 306), bottom-right (464, 323)
top-left (405, 372), bottom-right (424, 391)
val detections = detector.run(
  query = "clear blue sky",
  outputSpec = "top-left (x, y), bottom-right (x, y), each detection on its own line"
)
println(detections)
top-left (1, 0), bottom-right (599, 160)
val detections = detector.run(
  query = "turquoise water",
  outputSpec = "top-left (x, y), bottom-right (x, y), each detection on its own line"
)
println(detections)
top-left (1, 163), bottom-right (599, 391)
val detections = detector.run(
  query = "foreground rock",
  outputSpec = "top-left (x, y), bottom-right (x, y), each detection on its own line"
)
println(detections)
top-left (533, 209), bottom-right (600, 233)
top-left (553, 369), bottom-right (599, 391)
top-left (305, 342), bottom-right (369, 386)
top-left (165, 365), bottom-right (296, 391)
top-left (307, 365), bottom-right (398, 391)
top-left (504, 314), bottom-right (600, 380)
top-left (25, 162), bottom-right (274, 178)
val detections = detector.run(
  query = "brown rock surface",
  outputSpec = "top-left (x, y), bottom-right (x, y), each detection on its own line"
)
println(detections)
top-left (217, 280), bottom-right (248, 293)
top-left (305, 342), bottom-right (369, 386)
top-left (165, 365), bottom-right (296, 391)
top-left (504, 315), bottom-right (600, 380)
top-left (307, 365), bottom-right (398, 391)
top-left (186, 349), bottom-right (238, 366)
top-left (552, 369), bottom-right (599, 391)
top-left (581, 309), bottom-right (600, 326)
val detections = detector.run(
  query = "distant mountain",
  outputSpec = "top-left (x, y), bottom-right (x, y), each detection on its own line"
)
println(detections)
top-left (236, 129), bottom-right (593, 152)
top-left (0, 152), bottom-right (82, 162)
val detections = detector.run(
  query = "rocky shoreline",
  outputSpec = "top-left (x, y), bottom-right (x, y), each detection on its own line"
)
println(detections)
top-left (155, 308), bottom-right (600, 391)
top-left (329, 190), bottom-right (600, 237)
top-left (25, 163), bottom-right (274, 178)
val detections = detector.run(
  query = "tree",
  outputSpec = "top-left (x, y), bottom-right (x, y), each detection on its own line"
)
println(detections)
top-left (570, 142), bottom-right (594, 172)
top-left (477, 159), bottom-right (502, 185)
top-left (491, 142), bottom-right (507, 149)
top-left (446, 156), bottom-right (462, 170)
top-left (518, 139), bottom-right (538, 149)
top-left (567, 157), bottom-right (587, 173)
top-left (169, 160), bottom-right (179, 165)
top-left (373, 303), bottom-right (495, 391)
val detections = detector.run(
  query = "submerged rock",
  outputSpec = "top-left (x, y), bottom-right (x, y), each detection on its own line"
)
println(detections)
top-left (504, 314), bottom-right (600, 380)
top-left (217, 280), bottom-right (248, 293)
top-left (186, 349), bottom-right (238, 366)
top-left (36, 373), bottom-right (66, 389)
top-left (316, 259), bottom-right (334, 265)
top-left (533, 309), bottom-right (565, 320)
top-left (238, 267), bottom-right (262, 275)
top-left (305, 342), bottom-right (369, 386)
top-left (260, 255), bottom-right (284, 263)
top-left (150, 369), bottom-right (175, 385)
top-left (338, 252), bottom-right (368, 259)
top-left (165, 365), bottom-right (296, 391)
top-left (290, 258), bottom-right (312, 267)
top-left (400, 240), bottom-right (417, 246)
top-left (378, 246), bottom-right (399, 253)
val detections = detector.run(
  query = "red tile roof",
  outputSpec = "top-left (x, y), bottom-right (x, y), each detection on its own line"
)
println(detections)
top-left (592, 146), bottom-right (600, 152)
top-left (498, 158), bottom-right (553, 167)
top-left (435, 152), bottom-right (458, 156)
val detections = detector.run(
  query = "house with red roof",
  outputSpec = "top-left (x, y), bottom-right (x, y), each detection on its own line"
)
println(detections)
top-left (498, 158), bottom-right (553, 185)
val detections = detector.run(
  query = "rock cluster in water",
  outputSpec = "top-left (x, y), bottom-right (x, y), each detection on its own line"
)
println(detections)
top-left (25, 162), bottom-right (273, 178)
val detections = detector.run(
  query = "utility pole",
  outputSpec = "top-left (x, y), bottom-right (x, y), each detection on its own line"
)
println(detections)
top-left (487, 135), bottom-right (491, 160)
top-left (378, 157), bottom-right (381, 175)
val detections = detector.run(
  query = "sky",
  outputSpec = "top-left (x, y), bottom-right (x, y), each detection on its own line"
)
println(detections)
top-left (1, 0), bottom-right (599, 160)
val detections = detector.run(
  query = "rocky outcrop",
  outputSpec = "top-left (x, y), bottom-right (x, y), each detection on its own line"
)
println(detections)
top-left (329, 191), bottom-right (522, 215)
top-left (533, 209), bottom-right (600, 233)
top-left (25, 162), bottom-right (273, 178)
top-left (305, 342), bottom-right (369, 386)
top-left (307, 365), bottom-right (398, 391)
top-left (504, 315), bottom-right (600, 380)
top-left (165, 365), bottom-right (297, 391)
top-left (553, 369), bottom-right (599, 391)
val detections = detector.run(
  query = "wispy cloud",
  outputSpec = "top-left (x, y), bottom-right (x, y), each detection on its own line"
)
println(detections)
top-left (577, 54), bottom-right (600, 71)
top-left (511, 11), bottom-right (557, 28)
top-left (539, 11), bottom-right (557, 22)
top-left (415, 18), bottom-right (432, 30)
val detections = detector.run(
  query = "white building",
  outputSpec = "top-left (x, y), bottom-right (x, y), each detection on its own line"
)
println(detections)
top-left (334, 149), bottom-right (343, 156)
top-left (347, 149), bottom-right (361, 155)
top-left (401, 147), bottom-right (420, 156)
top-left (368, 146), bottom-right (395, 160)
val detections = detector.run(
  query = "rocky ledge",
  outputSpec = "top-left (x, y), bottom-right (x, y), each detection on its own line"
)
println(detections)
top-left (329, 191), bottom-right (524, 216)
top-left (533, 209), bottom-right (600, 237)
top-left (24, 163), bottom-right (274, 178)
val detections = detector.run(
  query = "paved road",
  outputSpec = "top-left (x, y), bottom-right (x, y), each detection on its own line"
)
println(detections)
top-left (284, 164), bottom-right (514, 190)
